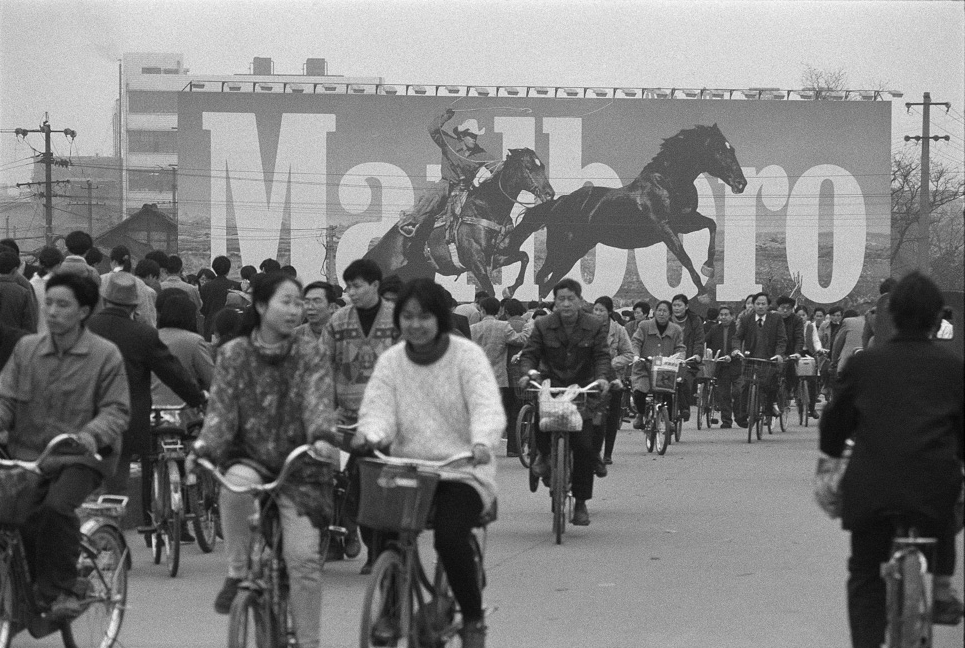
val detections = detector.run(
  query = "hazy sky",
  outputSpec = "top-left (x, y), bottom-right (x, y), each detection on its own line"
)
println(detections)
top-left (1, 0), bottom-right (963, 186)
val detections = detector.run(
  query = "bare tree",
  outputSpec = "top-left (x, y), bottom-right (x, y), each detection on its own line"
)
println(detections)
top-left (800, 64), bottom-right (848, 99)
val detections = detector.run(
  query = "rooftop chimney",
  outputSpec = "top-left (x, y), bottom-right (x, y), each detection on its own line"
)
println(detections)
top-left (305, 58), bottom-right (327, 76)
top-left (252, 57), bottom-right (273, 76)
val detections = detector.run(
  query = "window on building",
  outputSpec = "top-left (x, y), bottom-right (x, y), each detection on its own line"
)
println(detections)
top-left (141, 67), bottom-right (163, 75)
top-left (128, 170), bottom-right (171, 192)
top-left (128, 91), bottom-right (178, 114)
top-left (128, 131), bottom-right (178, 154)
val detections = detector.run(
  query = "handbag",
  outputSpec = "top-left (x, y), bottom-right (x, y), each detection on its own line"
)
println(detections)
top-left (813, 439), bottom-right (853, 520)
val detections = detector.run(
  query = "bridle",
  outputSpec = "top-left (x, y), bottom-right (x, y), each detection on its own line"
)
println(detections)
top-left (497, 156), bottom-right (545, 208)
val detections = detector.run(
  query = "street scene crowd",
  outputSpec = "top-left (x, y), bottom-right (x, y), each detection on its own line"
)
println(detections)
top-left (0, 229), bottom-right (962, 648)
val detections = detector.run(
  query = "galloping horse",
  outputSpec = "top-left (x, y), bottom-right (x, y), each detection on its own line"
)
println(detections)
top-left (519, 124), bottom-right (747, 298)
top-left (364, 148), bottom-right (554, 296)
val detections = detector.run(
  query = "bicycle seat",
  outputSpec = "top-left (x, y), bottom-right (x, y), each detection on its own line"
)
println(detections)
top-left (878, 510), bottom-right (937, 542)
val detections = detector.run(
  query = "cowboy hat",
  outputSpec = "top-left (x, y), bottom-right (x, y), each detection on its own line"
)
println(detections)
top-left (453, 119), bottom-right (485, 137)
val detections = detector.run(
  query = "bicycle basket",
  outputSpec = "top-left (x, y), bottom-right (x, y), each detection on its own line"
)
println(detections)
top-left (357, 460), bottom-right (440, 533)
top-left (651, 357), bottom-right (684, 394)
top-left (741, 358), bottom-right (778, 385)
top-left (0, 467), bottom-right (42, 526)
top-left (697, 358), bottom-right (718, 380)
top-left (537, 397), bottom-right (583, 432)
top-left (795, 357), bottom-right (817, 377)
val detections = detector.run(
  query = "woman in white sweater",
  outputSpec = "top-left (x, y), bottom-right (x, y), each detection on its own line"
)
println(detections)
top-left (355, 278), bottom-right (503, 648)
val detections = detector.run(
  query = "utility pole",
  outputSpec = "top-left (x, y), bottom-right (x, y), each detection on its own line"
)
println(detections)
top-left (67, 180), bottom-right (105, 237)
top-left (322, 225), bottom-right (339, 283)
top-left (170, 165), bottom-right (179, 253)
top-left (13, 115), bottom-right (76, 245)
top-left (904, 93), bottom-right (951, 273)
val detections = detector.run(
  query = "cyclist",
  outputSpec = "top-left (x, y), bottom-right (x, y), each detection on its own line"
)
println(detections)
top-left (353, 278), bottom-right (502, 648)
top-left (591, 296), bottom-right (633, 471)
top-left (670, 294), bottom-right (705, 421)
top-left (624, 300), bottom-right (651, 340)
top-left (819, 271), bottom-right (964, 646)
top-left (705, 304), bottom-right (740, 428)
top-left (629, 300), bottom-right (686, 429)
top-left (732, 291), bottom-right (787, 428)
top-left (795, 304), bottom-right (822, 419)
top-left (189, 273), bottom-right (339, 648)
top-left (776, 295), bottom-right (805, 412)
top-left (0, 273), bottom-right (130, 619)
top-left (517, 278), bottom-right (610, 527)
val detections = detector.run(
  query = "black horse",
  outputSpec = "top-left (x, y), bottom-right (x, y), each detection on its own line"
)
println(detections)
top-left (364, 148), bottom-right (555, 296)
top-left (519, 124), bottom-right (747, 298)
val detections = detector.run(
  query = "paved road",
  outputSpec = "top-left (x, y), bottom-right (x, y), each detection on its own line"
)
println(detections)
top-left (15, 410), bottom-right (964, 647)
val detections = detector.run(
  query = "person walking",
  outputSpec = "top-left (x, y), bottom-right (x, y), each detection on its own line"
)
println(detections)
top-left (100, 245), bottom-right (157, 327)
top-left (518, 278), bottom-right (610, 526)
top-left (0, 249), bottom-right (37, 332)
top-left (820, 271), bottom-right (964, 646)
top-left (189, 273), bottom-right (340, 648)
top-left (152, 291), bottom-right (214, 406)
top-left (591, 296), bottom-right (633, 470)
top-left (200, 255), bottom-right (242, 340)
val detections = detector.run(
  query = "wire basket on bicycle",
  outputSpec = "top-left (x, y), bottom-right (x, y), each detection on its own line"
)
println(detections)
top-left (651, 356), bottom-right (685, 394)
top-left (535, 383), bottom-right (595, 432)
top-left (357, 460), bottom-right (442, 533)
top-left (741, 357), bottom-right (779, 385)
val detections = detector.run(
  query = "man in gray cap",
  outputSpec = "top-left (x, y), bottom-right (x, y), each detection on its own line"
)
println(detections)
top-left (87, 272), bottom-right (206, 531)
top-left (397, 107), bottom-right (495, 237)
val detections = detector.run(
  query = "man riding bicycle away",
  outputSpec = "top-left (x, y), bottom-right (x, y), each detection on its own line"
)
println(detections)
top-left (517, 278), bottom-right (611, 526)
top-left (820, 271), bottom-right (964, 646)
top-left (353, 278), bottom-right (503, 648)
top-left (0, 273), bottom-right (130, 619)
top-left (397, 108), bottom-right (495, 238)
top-left (732, 291), bottom-right (787, 427)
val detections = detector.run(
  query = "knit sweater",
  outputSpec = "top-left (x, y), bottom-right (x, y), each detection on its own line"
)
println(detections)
top-left (357, 334), bottom-right (503, 512)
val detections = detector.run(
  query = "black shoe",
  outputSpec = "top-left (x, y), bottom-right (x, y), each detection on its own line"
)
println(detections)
top-left (460, 618), bottom-right (488, 648)
top-left (360, 557), bottom-right (374, 576)
top-left (633, 414), bottom-right (643, 430)
top-left (720, 422), bottom-right (732, 429)
top-left (571, 501), bottom-right (590, 526)
top-left (46, 591), bottom-right (87, 620)
top-left (214, 577), bottom-right (242, 615)
top-left (326, 540), bottom-right (344, 562)
top-left (680, 409), bottom-right (691, 422)
top-left (531, 453), bottom-right (550, 478)
top-left (344, 530), bottom-right (362, 559)
top-left (736, 418), bottom-right (748, 428)
top-left (603, 455), bottom-right (613, 465)
top-left (593, 455), bottom-right (608, 478)
top-left (809, 410), bottom-right (820, 419)
top-left (370, 615), bottom-right (400, 646)
top-left (506, 451), bottom-right (520, 458)
top-left (933, 595), bottom-right (964, 625)
top-left (180, 523), bottom-right (195, 544)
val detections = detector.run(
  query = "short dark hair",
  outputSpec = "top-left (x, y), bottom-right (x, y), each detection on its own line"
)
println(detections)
top-left (671, 293), bottom-right (689, 305)
top-left (281, 265), bottom-right (297, 278)
top-left (212, 256), bottom-right (231, 277)
top-left (109, 245), bottom-right (132, 272)
top-left (64, 231), bottom-right (93, 255)
top-left (239, 264), bottom-right (257, 280)
top-left (505, 298), bottom-right (526, 317)
top-left (197, 268), bottom-right (216, 282)
top-left (0, 239), bottom-right (19, 255)
top-left (303, 281), bottom-right (337, 305)
top-left (343, 259), bottom-right (382, 285)
top-left (145, 250), bottom-right (169, 272)
top-left (166, 255), bottom-right (184, 274)
top-left (527, 300), bottom-right (539, 309)
top-left (706, 307), bottom-right (719, 320)
top-left (843, 309), bottom-right (859, 318)
top-left (552, 277), bottom-right (582, 298)
top-left (37, 246), bottom-right (64, 270)
top-left (829, 306), bottom-right (843, 316)
top-left (379, 275), bottom-right (404, 298)
top-left (533, 309), bottom-right (547, 318)
top-left (211, 308), bottom-right (243, 347)
top-left (259, 258), bottom-right (282, 274)
top-left (134, 259), bottom-right (160, 280)
top-left (813, 307), bottom-right (827, 317)
top-left (879, 277), bottom-right (897, 295)
top-left (84, 247), bottom-right (103, 266)
top-left (633, 301), bottom-right (651, 315)
top-left (474, 290), bottom-right (490, 302)
top-left (718, 305), bottom-right (733, 316)
top-left (889, 272), bottom-right (945, 334)
top-left (393, 278), bottom-right (452, 336)
top-left (157, 292), bottom-right (198, 333)
top-left (796, 305), bottom-right (810, 317)
top-left (776, 296), bottom-right (796, 308)
top-left (239, 273), bottom-right (303, 337)
top-left (45, 272), bottom-right (100, 314)
top-left (753, 292), bottom-right (770, 304)
top-left (654, 300), bottom-right (673, 315)
top-left (0, 251), bottom-right (20, 274)
top-left (479, 296), bottom-right (501, 316)
top-left (593, 296), bottom-right (614, 313)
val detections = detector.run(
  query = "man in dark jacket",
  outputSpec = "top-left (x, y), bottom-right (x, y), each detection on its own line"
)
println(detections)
top-left (862, 277), bottom-right (896, 349)
top-left (0, 250), bottom-right (37, 332)
top-left (705, 305), bottom-right (740, 428)
top-left (671, 294), bottom-right (705, 421)
top-left (200, 255), bottom-right (242, 340)
top-left (820, 271), bottom-right (964, 644)
top-left (518, 278), bottom-right (611, 526)
top-left (88, 272), bottom-right (206, 525)
top-left (733, 292), bottom-right (788, 427)
top-left (0, 321), bottom-right (27, 370)
top-left (776, 295), bottom-right (805, 412)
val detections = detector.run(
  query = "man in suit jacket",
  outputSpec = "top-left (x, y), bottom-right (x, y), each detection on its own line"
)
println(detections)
top-left (733, 292), bottom-right (788, 427)
top-left (705, 305), bottom-right (741, 428)
top-left (518, 278), bottom-right (611, 526)
top-left (87, 272), bottom-right (206, 526)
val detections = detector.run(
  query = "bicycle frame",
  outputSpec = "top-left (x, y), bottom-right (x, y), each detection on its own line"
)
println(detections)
top-left (882, 522), bottom-right (937, 648)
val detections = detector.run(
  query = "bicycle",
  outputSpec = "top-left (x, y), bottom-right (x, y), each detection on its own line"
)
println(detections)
top-left (524, 381), bottom-right (599, 544)
top-left (356, 451), bottom-right (488, 648)
top-left (635, 356), bottom-right (685, 456)
top-left (774, 371), bottom-right (791, 433)
top-left (196, 444), bottom-right (333, 648)
top-left (696, 357), bottom-right (731, 430)
top-left (1, 434), bottom-right (130, 648)
top-left (794, 356), bottom-right (817, 427)
top-left (737, 356), bottom-right (781, 443)
top-left (879, 513), bottom-right (938, 648)
top-left (513, 388), bottom-right (537, 470)
top-left (139, 405), bottom-right (210, 578)
top-left (318, 425), bottom-right (361, 567)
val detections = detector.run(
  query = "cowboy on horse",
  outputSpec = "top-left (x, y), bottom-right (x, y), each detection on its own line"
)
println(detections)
top-left (397, 107), bottom-right (497, 238)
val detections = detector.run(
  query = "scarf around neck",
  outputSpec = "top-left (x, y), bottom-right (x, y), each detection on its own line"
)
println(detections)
top-left (405, 333), bottom-right (450, 366)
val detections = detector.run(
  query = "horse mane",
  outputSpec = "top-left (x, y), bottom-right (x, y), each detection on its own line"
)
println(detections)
top-left (645, 124), bottom-right (721, 171)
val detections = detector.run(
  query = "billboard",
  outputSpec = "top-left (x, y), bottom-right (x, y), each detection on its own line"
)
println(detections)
top-left (177, 93), bottom-right (890, 306)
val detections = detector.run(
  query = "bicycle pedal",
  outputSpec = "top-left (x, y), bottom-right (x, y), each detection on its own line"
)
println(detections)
top-left (135, 525), bottom-right (156, 535)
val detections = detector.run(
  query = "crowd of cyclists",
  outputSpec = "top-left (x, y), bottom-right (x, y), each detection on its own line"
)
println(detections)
top-left (0, 228), bottom-right (961, 648)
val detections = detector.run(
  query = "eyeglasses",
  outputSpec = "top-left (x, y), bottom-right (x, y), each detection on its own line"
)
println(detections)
top-left (304, 298), bottom-right (328, 307)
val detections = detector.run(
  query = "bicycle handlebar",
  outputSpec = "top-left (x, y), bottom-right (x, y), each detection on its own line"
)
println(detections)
top-left (371, 449), bottom-right (474, 469)
top-left (0, 433), bottom-right (102, 473)
top-left (195, 444), bottom-right (333, 495)
top-left (523, 379), bottom-right (605, 393)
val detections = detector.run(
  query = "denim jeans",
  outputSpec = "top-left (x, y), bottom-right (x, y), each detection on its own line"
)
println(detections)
top-left (221, 464), bottom-right (323, 648)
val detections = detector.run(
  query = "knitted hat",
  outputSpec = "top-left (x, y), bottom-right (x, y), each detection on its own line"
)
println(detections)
top-left (102, 271), bottom-right (139, 306)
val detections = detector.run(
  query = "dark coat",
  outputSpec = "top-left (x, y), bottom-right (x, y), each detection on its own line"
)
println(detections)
top-left (734, 311), bottom-right (788, 359)
top-left (0, 275), bottom-right (36, 333)
top-left (706, 321), bottom-right (738, 357)
top-left (519, 309), bottom-right (610, 388)
top-left (200, 276), bottom-right (242, 338)
top-left (674, 309), bottom-right (705, 357)
top-left (781, 313), bottom-right (805, 356)
top-left (450, 312), bottom-right (472, 339)
top-left (87, 306), bottom-right (206, 455)
top-left (0, 324), bottom-right (27, 371)
top-left (820, 336), bottom-right (964, 531)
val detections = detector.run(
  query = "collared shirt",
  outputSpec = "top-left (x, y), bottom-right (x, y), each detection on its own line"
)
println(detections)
top-left (470, 315), bottom-right (528, 387)
top-left (161, 276), bottom-right (204, 312)
top-left (0, 328), bottom-right (130, 475)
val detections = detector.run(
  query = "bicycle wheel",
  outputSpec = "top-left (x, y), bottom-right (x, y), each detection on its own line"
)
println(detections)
top-left (150, 462), bottom-right (166, 565)
top-left (696, 384), bottom-right (705, 430)
top-left (227, 590), bottom-right (271, 648)
top-left (746, 385), bottom-right (758, 443)
top-left (655, 409), bottom-right (670, 455)
top-left (674, 412), bottom-right (682, 443)
top-left (67, 525), bottom-right (128, 648)
top-left (187, 472), bottom-right (219, 553)
top-left (777, 384), bottom-right (789, 432)
top-left (469, 533), bottom-right (486, 592)
top-left (800, 381), bottom-right (811, 428)
top-left (645, 415), bottom-right (655, 453)
top-left (552, 433), bottom-right (567, 544)
top-left (515, 404), bottom-right (535, 468)
top-left (0, 553), bottom-right (16, 648)
top-left (164, 460), bottom-right (182, 578)
top-left (706, 383), bottom-right (717, 428)
top-left (359, 550), bottom-right (406, 648)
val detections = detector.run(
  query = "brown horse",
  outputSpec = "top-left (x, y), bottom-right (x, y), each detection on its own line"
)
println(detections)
top-left (520, 124), bottom-right (747, 298)
top-left (364, 148), bottom-right (554, 296)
